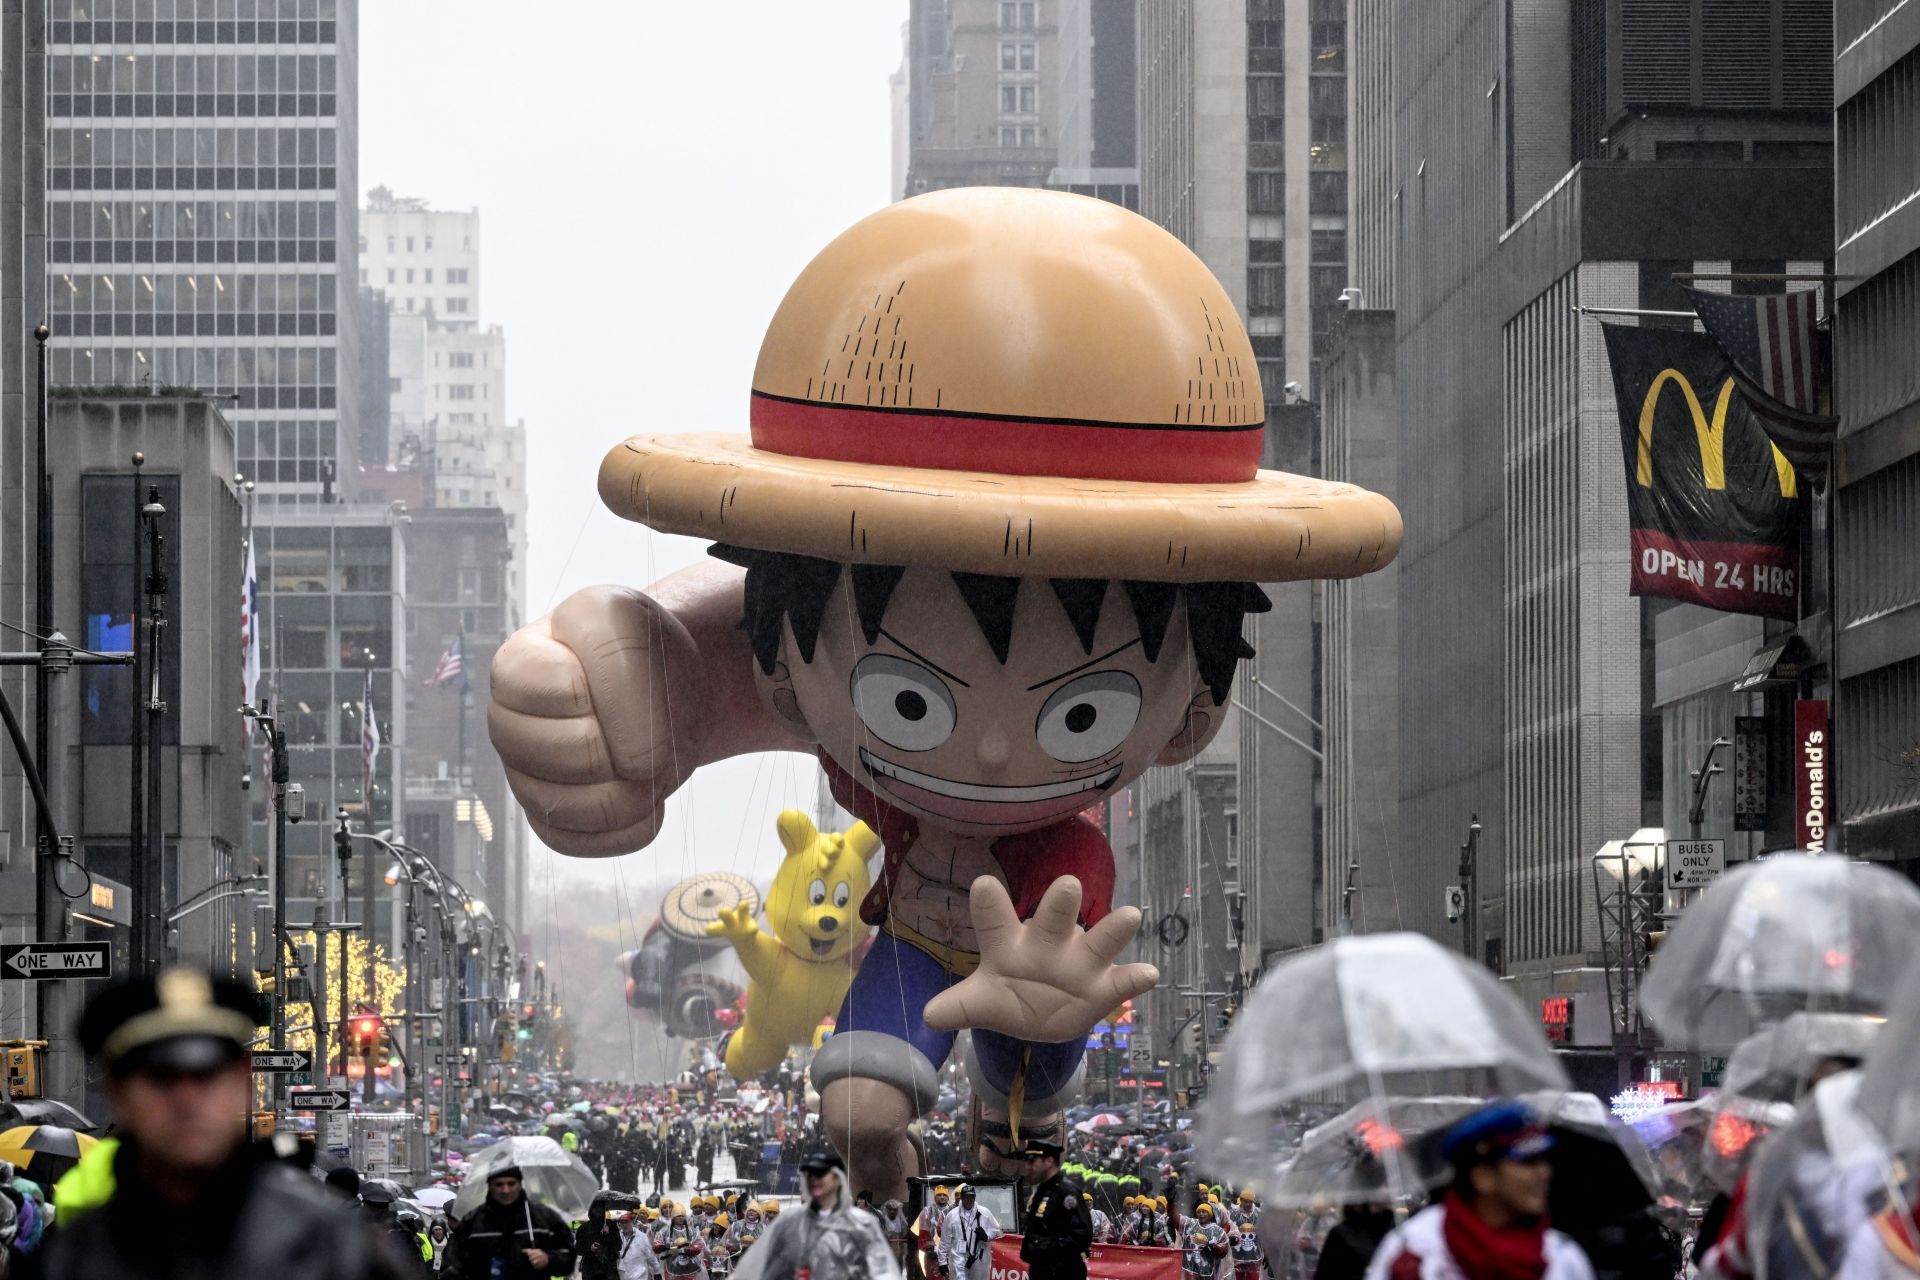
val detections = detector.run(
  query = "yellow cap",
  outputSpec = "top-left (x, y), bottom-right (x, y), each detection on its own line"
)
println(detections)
top-left (714, 1213), bottom-right (729, 1229)
top-left (1197, 1203), bottom-right (1215, 1216)
top-left (1155, 1197), bottom-right (1168, 1210)
top-left (934, 1185), bottom-right (950, 1197)
top-left (1081, 1192), bottom-right (1092, 1202)
top-left (1239, 1189), bottom-right (1255, 1202)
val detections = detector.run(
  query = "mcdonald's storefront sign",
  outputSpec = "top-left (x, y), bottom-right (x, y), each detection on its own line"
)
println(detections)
top-left (1603, 325), bottom-right (1802, 622)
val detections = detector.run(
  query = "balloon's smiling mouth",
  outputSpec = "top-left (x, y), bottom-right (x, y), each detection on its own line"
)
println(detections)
top-left (858, 749), bottom-right (1119, 826)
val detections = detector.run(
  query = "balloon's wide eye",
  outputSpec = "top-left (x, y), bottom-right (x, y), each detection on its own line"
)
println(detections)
top-left (849, 654), bottom-right (957, 752)
top-left (1035, 671), bottom-right (1142, 763)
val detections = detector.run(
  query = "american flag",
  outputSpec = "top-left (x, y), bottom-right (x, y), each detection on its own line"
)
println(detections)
top-left (1682, 285), bottom-right (1838, 481)
top-left (426, 635), bottom-right (467, 690)
top-left (360, 667), bottom-right (382, 806)
top-left (240, 536), bottom-right (261, 708)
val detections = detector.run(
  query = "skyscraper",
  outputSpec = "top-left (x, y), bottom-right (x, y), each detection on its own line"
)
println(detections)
top-left (1832, 2), bottom-right (1920, 856)
top-left (40, 1), bottom-right (416, 956)
top-left (904, 0), bottom-right (1059, 196)
top-left (1129, 0), bottom-right (1349, 1092)
top-left (45, 0), bottom-right (363, 503)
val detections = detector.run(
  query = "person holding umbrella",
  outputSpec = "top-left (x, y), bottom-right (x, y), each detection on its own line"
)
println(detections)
top-left (1363, 1103), bottom-right (1594, 1280)
top-left (441, 1165), bottom-right (577, 1279)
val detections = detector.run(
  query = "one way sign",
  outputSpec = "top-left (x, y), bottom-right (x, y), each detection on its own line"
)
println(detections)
top-left (0, 943), bottom-right (111, 980)
top-left (289, 1090), bottom-right (350, 1111)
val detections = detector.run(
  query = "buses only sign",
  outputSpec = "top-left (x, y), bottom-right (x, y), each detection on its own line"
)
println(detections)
top-left (1667, 839), bottom-right (1726, 889)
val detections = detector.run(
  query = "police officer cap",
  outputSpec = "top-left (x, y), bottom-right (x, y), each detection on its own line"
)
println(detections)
top-left (360, 1182), bottom-right (399, 1206)
top-left (76, 967), bottom-right (259, 1077)
top-left (1023, 1139), bottom-right (1064, 1159)
top-left (798, 1149), bottom-right (844, 1174)
top-left (1440, 1100), bottom-right (1555, 1166)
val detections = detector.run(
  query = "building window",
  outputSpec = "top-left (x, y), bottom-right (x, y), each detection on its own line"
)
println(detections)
top-left (1002, 43), bottom-right (1017, 71)
top-left (1020, 127), bottom-right (1036, 147)
top-left (1248, 214), bottom-right (1284, 240)
top-left (449, 384), bottom-right (476, 401)
top-left (459, 567), bottom-right (481, 601)
top-left (1248, 172), bottom-right (1285, 213)
top-left (1000, 127), bottom-right (1018, 147)
top-left (1021, 84), bottom-right (1036, 113)
top-left (405, 236), bottom-right (414, 252)
top-left (1309, 172), bottom-right (1348, 214)
top-left (385, 268), bottom-right (395, 284)
top-left (1020, 42), bottom-right (1036, 71)
top-left (446, 298), bottom-right (470, 314)
top-left (1001, 84), bottom-right (1018, 113)
top-left (423, 269), bottom-right (434, 284)
top-left (447, 268), bottom-right (470, 284)
top-left (448, 352), bottom-right (475, 369)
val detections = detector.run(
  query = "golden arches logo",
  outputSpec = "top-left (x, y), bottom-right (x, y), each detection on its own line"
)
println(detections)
top-left (1634, 369), bottom-right (1797, 499)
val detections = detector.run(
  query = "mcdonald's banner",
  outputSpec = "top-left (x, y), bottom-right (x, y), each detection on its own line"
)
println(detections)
top-left (989, 1235), bottom-right (1182, 1280)
top-left (1601, 323), bottom-right (1803, 620)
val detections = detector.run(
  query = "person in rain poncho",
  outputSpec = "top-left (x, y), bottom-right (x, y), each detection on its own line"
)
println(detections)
top-left (878, 1199), bottom-right (911, 1267)
top-left (1227, 1191), bottom-right (1266, 1280)
top-left (938, 1184), bottom-right (1004, 1280)
top-left (1182, 1202), bottom-right (1233, 1279)
top-left (733, 1149), bottom-right (900, 1280)
top-left (916, 1187), bottom-right (952, 1276)
top-left (442, 1166), bottom-right (578, 1279)
top-left (1364, 1103), bottom-right (1595, 1280)
top-left (654, 1204), bottom-right (709, 1280)
top-left (725, 1204), bottom-right (769, 1264)
top-left (1084, 1193), bottom-right (1114, 1244)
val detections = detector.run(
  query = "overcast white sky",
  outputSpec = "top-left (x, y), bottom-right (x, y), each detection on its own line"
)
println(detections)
top-left (361, 5), bottom-right (907, 930)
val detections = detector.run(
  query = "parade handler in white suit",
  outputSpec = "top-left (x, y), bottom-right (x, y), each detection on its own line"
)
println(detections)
top-left (937, 1185), bottom-right (1004, 1280)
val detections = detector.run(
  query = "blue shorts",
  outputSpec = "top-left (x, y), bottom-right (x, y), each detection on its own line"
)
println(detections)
top-left (833, 928), bottom-right (1086, 1102)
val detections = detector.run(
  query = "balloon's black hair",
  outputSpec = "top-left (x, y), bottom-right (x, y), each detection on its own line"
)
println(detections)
top-left (708, 544), bottom-right (1270, 706)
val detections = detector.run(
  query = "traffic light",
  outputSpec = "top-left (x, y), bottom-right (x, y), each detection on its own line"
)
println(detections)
top-left (334, 811), bottom-right (354, 866)
top-left (348, 1013), bottom-right (384, 1054)
top-left (1180, 1019), bottom-right (1202, 1057)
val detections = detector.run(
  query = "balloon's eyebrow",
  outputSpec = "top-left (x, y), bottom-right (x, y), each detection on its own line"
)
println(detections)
top-left (1027, 638), bottom-right (1142, 691)
top-left (876, 628), bottom-right (972, 689)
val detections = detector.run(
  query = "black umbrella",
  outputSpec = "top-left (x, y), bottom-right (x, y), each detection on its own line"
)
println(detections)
top-left (0, 1100), bottom-right (93, 1133)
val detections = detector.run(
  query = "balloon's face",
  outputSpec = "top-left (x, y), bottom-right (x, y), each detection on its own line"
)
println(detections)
top-left (769, 568), bottom-right (1211, 838)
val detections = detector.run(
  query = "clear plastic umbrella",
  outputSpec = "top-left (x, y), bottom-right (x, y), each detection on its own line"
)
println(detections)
top-left (1264, 1095), bottom-right (1480, 1207)
top-left (1200, 932), bottom-right (1570, 1190)
top-left (450, 1136), bottom-right (599, 1222)
top-left (1720, 1012), bottom-right (1882, 1104)
top-left (1643, 856), bottom-right (1920, 1050)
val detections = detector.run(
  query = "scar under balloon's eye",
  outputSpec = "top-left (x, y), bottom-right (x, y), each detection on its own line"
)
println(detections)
top-left (849, 653), bottom-right (958, 752)
top-left (1035, 671), bottom-right (1142, 763)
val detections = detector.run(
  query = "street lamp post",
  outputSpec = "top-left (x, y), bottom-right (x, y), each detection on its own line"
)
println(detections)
top-left (241, 702), bottom-right (289, 1116)
top-left (1457, 815), bottom-right (1483, 962)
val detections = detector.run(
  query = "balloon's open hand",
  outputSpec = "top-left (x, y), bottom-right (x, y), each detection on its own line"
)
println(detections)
top-left (923, 876), bottom-right (1159, 1041)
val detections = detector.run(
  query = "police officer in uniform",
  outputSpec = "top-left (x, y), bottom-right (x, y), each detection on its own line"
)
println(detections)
top-left (34, 967), bottom-right (416, 1280)
top-left (1019, 1140), bottom-right (1093, 1280)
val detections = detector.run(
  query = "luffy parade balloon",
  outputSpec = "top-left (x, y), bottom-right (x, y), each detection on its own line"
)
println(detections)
top-left (488, 187), bottom-right (1402, 1199)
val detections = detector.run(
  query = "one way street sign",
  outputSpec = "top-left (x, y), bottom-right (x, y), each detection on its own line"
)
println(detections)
top-left (0, 943), bottom-right (110, 980)
top-left (252, 1051), bottom-right (313, 1074)
top-left (289, 1090), bottom-right (350, 1111)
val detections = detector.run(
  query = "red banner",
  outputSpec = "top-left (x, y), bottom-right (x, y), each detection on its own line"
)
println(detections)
top-left (989, 1234), bottom-right (1182, 1280)
top-left (1795, 699), bottom-right (1830, 851)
